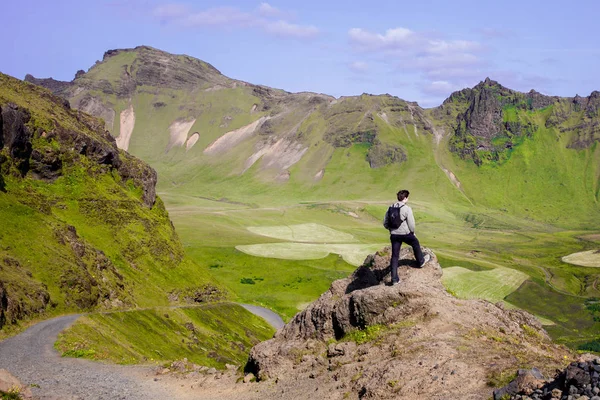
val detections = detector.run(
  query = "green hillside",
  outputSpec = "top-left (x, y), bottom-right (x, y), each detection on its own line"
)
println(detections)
top-left (23, 46), bottom-right (600, 351)
top-left (30, 47), bottom-right (598, 225)
top-left (0, 74), bottom-right (273, 366)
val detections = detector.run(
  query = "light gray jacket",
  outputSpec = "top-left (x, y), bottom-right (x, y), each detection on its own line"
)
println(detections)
top-left (383, 201), bottom-right (416, 235)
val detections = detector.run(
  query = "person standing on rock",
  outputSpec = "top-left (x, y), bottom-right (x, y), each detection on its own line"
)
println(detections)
top-left (383, 189), bottom-right (430, 285)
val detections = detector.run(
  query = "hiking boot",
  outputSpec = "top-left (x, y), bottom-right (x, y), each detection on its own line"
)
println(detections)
top-left (419, 254), bottom-right (431, 268)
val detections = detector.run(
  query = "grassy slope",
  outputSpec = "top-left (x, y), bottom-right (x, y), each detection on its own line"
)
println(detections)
top-left (34, 49), bottom-right (600, 351)
top-left (0, 75), bottom-right (277, 369)
top-left (134, 86), bottom-right (600, 348)
top-left (55, 303), bottom-right (274, 367)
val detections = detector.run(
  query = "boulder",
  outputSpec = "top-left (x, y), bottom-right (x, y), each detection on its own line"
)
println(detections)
top-left (493, 368), bottom-right (546, 399)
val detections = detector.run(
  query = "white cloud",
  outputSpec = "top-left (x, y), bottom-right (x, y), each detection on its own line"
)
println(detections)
top-left (427, 39), bottom-right (482, 55)
top-left (182, 7), bottom-right (257, 28)
top-left (348, 27), bottom-right (416, 50)
top-left (258, 2), bottom-right (283, 17)
top-left (349, 61), bottom-right (369, 73)
top-left (152, 2), bottom-right (318, 40)
top-left (265, 20), bottom-right (319, 38)
top-left (348, 26), bottom-right (486, 100)
top-left (421, 80), bottom-right (459, 96)
top-left (153, 3), bottom-right (189, 19)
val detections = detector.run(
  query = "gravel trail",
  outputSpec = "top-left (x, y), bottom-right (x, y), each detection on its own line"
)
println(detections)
top-left (240, 304), bottom-right (284, 330)
top-left (0, 314), bottom-right (182, 399)
top-left (0, 305), bottom-right (282, 400)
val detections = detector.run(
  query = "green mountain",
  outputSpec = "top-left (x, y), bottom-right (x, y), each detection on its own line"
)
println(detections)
top-left (21, 46), bottom-right (600, 351)
top-left (0, 72), bottom-right (227, 331)
top-left (26, 46), bottom-right (600, 228)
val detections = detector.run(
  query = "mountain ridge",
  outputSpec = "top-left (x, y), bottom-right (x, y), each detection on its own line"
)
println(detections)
top-left (25, 46), bottom-right (599, 108)
top-left (23, 45), bottom-right (600, 228)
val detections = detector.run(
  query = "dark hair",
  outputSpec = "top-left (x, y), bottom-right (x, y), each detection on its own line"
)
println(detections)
top-left (397, 190), bottom-right (410, 201)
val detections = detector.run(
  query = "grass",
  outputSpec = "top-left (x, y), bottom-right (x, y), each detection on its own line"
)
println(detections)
top-left (55, 302), bottom-right (274, 367)
top-left (562, 250), bottom-right (600, 267)
top-left (164, 196), bottom-right (600, 348)
top-left (246, 223), bottom-right (357, 243)
top-left (6, 51), bottom-right (600, 360)
top-left (0, 390), bottom-right (22, 400)
top-left (442, 266), bottom-right (529, 303)
top-left (236, 242), bottom-right (384, 266)
top-left (0, 73), bottom-right (231, 340)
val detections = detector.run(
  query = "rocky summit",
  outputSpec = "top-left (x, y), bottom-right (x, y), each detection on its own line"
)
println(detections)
top-left (244, 247), bottom-right (572, 400)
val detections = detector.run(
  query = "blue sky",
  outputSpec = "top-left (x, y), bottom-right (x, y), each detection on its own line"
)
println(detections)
top-left (2, 0), bottom-right (600, 107)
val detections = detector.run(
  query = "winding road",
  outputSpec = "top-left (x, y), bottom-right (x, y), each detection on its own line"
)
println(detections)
top-left (0, 305), bottom-right (284, 399)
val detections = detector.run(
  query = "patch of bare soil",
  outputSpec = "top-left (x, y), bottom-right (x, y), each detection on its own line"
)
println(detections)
top-left (167, 119), bottom-right (196, 152)
top-left (314, 169), bottom-right (324, 181)
top-left (185, 132), bottom-right (200, 151)
top-left (243, 138), bottom-right (308, 173)
top-left (116, 104), bottom-right (135, 151)
top-left (204, 117), bottom-right (269, 155)
top-left (441, 166), bottom-right (462, 189)
top-left (579, 233), bottom-right (600, 243)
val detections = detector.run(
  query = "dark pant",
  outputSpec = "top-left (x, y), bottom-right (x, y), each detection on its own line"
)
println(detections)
top-left (390, 233), bottom-right (424, 283)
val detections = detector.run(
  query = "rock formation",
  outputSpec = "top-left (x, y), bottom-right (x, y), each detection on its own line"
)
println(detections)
top-left (0, 72), bottom-right (186, 329)
top-left (494, 355), bottom-right (600, 400)
top-left (246, 247), bottom-right (572, 399)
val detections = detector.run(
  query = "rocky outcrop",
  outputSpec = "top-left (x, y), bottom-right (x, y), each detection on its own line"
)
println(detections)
top-left (0, 72), bottom-right (183, 329)
top-left (55, 225), bottom-right (132, 310)
top-left (0, 258), bottom-right (51, 330)
top-left (1, 103), bottom-right (33, 176)
top-left (495, 355), bottom-right (600, 400)
top-left (98, 46), bottom-right (228, 92)
top-left (366, 142), bottom-right (406, 168)
top-left (246, 247), bottom-right (572, 399)
top-left (74, 94), bottom-right (116, 131)
top-left (526, 89), bottom-right (558, 110)
top-left (24, 74), bottom-right (72, 97)
top-left (445, 78), bottom-right (600, 165)
top-left (1, 76), bottom-right (157, 206)
top-left (460, 78), bottom-right (507, 140)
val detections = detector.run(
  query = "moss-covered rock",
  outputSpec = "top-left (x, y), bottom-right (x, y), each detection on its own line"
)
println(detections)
top-left (0, 73), bottom-right (219, 332)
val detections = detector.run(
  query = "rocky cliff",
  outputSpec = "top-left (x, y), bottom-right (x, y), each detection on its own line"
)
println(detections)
top-left (0, 73), bottom-right (217, 332)
top-left (435, 78), bottom-right (600, 165)
top-left (245, 247), bottom-right (572, 399)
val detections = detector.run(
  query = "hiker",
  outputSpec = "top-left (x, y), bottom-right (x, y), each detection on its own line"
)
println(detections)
top-left (383, 189), bottom-right (430, 285)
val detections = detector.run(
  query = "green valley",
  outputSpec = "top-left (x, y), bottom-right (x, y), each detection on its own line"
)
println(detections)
top-left (8, 44), bottom-right (600, 359)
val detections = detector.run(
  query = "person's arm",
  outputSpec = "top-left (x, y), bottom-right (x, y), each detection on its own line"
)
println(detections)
top-left (406, 207), bottom-right (416, 233)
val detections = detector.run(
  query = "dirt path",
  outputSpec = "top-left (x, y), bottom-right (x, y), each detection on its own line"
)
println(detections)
top-left (240, 304), bottom-right (284, 329)
top-left (0, 315), bottom-right (186, 400)
top-left (0, 305), bottom-right (283, 400)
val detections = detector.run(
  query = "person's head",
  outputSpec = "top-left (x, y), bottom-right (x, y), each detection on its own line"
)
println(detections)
top-left (397, 190), bottom-right (410, 202)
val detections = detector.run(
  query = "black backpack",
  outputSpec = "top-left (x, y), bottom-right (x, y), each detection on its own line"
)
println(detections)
top-left (386, 205), bottom-right (405, 230)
